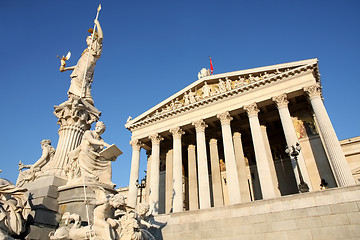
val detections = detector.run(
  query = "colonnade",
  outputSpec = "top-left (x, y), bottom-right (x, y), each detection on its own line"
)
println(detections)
top-left (127, 84), bottom-right (355, 214)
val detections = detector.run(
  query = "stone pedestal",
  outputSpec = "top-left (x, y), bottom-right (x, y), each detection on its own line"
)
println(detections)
top-left (57, 183), bottom-right (117, 224)
top-left (24, 176), bottom-right (67, 240)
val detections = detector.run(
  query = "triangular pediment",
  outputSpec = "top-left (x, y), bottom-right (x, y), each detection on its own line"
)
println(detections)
top-left (126, 58), bottom-right (319, 130)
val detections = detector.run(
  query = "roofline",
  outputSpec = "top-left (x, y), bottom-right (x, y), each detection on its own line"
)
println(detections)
top-left (125, 58), bottom-right (318, 129)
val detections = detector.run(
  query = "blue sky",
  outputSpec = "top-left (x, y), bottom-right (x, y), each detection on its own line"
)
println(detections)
top-left (1, 1), bottom-right (359, 187)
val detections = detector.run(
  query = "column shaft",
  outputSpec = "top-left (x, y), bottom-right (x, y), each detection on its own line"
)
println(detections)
top-left (128, 139), bottom-right (142, 208)
top-left (233, 133), bottom-right (251, 203)
top-left (165, 150), bottom-right (173, 213)
top-left (244, 103), bottom-right (277, 199)
top-left (193, 120), bottom-right (211, 209)
top-left (209, 139), bottom-right (224, 206)
top-left (170, 127), bottom-right (185, 213)
top-left (304, 84), bottom-right (355, 186)
top-left (149, 134), bottom-right (163, 215)
top-left (188, 145), bottom-right (199, 210)
top-left (217, 112), bottom-right (241, 204)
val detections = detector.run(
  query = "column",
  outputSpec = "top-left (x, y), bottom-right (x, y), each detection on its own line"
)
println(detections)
top-left (169, 127), bottom-right (185, 213)
top-left (192, 119), bottom-right (211, 209)
top-left (272, 93), bottom-right (313, 191)
top-left (232, 133), bottom-right (251, 203)
top-left (209, 139), bottom-right (224, 207)
top-left (128, 139), bottom-right (143, 208)
top-left (260, 126), bottom-right (281, 197)
top-left (187, 145), bottom-right (199, 210)
top-left (304, 84), bottom-right (355, 186)
top-left (145, 152), bottom-right (151, 204)
top-left (217, 112), bottom-right (241, 204)
top-left (165, 149), bottom-right (173, 213)
top-left (148, 133), bottom-right (163, 215)
top-left (244, 103), bottom-right (277, 199)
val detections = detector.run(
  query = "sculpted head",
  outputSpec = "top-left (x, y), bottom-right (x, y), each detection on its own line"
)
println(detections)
top-left (110, 193), bottom-right (125, 208)
top-left (40, 139), bottom-right (51, 147)
top-left (137, 202), bottom-right (150, 216)
top-left (95, 121), bottom-right (106, 135)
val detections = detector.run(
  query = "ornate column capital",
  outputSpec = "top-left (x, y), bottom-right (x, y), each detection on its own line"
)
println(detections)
top-left (233, 132), bottom-right (242, 139)
top-left (149, 133), bottom-right (164, 144)
top-left (129, 139), bottom-right (143, 151)
top-left (169, 127), bottom-right (185, 139)
top-left (272, 94), bottom-right (289, 109)
top-left (217, 111), bottom-right (233, 125)
top-left (244, 103), bottom-right (260, 117)
top-left (192, 119), bottom-right (208, 132)
top-left (304, 83), bottom-right (322, 100)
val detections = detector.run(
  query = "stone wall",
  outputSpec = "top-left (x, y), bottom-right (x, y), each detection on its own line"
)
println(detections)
top-left (154, 185), bottom-right (360, 240)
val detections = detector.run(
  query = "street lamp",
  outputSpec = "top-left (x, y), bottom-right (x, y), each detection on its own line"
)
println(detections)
top-left (135, 175), bottom-right (147, 203)
top-left (285, 143), bottom-right (309, 193)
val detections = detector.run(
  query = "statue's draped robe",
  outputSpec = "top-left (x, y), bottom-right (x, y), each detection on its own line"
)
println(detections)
top-left (68, 39), bottom-right (102, 103)
top-left (68, 131), bottom-right (112, 185)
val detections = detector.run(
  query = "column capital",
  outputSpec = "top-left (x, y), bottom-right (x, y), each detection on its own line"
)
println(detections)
top-left (209, 138), bottom-right (218, 145)
top-left (304, 83), bottom-right (322, 100)
top-left (233, 132), bottom-right (242, 139)
top-left (272, 93), bottom-right (289, 109)
top-left (129, 139), bottom-right (143, 151)
top-left (244, 103), bottom-right (260, 117)
top-left (149, 133), bottom-right (164, 144)
top-left (217, 111), bottom-right (233, 125)
top-left (192, 119), bottom-right (208, 132)
top-left (169, 127), bottom-right (185, 139)
top-left (188, 144), bottom-right (196, 150)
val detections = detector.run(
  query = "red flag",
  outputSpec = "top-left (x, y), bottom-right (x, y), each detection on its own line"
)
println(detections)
top-left (209, 56), bottom-right (213, 75)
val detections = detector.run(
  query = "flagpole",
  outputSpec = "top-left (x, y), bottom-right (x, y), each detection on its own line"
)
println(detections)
top-left (80, 4), bottom-right (102, 99)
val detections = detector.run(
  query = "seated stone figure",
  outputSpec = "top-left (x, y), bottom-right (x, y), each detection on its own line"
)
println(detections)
top-left (16, 139), bottom-right (55, 187)
top-left (67, 121), bottom-right (114, 186)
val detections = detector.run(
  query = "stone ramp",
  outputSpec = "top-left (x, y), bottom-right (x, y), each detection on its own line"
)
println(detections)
top-left (154, 185), bottom-right (360, 240)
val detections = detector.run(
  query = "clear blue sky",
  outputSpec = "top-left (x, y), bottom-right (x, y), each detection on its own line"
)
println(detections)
top-left (1, 1), bottom-right (359, 187)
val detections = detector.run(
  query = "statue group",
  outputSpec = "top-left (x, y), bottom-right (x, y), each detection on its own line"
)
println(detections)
top-left (1, 5), bottom-right (163, 240)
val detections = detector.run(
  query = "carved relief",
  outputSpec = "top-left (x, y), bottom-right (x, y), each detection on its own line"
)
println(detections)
top-left (129, 139), bottom-right (143, 151)
top-left (149, 133), bottom-right (164, 144)
top-left (272, 93), bottom-right (289, 108)
top-left (192, 119), bottom-right (208, 132)
top-left (304, 83), bottom-right (322, 99)
top-left (217, 111), bottom-right (233, 125)
top-left (169, 127), bottom-right (185, 139)
top-left (244, 103), bottom-right (260, 117)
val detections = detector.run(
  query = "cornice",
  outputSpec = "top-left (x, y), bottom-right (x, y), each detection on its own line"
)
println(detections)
top-left (126, 61), bottom-right (319, 132)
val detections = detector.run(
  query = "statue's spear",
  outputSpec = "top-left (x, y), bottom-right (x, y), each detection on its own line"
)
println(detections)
top-left (80, 4), bottom-right (102, 99)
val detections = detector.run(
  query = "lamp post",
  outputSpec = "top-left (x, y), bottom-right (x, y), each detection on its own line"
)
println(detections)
top-left (135, 175), bottom-right (147, 203)
top-left (285, 143), bottom-right (309, 193)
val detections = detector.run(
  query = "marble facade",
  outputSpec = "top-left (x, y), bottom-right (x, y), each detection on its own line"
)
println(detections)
top-left (125, 58), bottom-right (356, 214)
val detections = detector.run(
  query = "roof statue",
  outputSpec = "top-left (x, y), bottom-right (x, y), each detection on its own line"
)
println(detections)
top-left (198, 68), bottom-right (211, 79)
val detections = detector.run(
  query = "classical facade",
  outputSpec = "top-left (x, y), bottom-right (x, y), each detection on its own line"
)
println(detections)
top-left (125, 58), bottom-right (355, 214)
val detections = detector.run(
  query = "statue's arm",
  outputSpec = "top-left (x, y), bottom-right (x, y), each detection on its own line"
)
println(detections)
top-left (84, 131), bottom-right (110, 148)
top-left (31, 147), bottom-right (49, 170)
top-left (94, 19), bottom-right (103, 43)
top-left (60, 66), bottom-right (75, 72)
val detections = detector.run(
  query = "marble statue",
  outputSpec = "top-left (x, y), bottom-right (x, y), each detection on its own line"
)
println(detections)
top-left (67, 121), bottom-right (115, 186)
top-left (218, 79), bottom-right (226, 93)
top-left (50, 187), bottom-right (158, 240)
top-left (188, 90), bottom-right (196, 104)
top-left (197, 68), bottom-right (210, 79)
top-left (0, 178), bottom-right (31, 239)
top-left (60, 19), bottom-right (103, 105)
top-left (16, 139), bottom-right (56, 187)
top-left (225, 77), bottom-right (232, 91)
top-left (183, 92), bottom-right (190, 105)
top-left (202, 82), bottom-right (211, 98)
